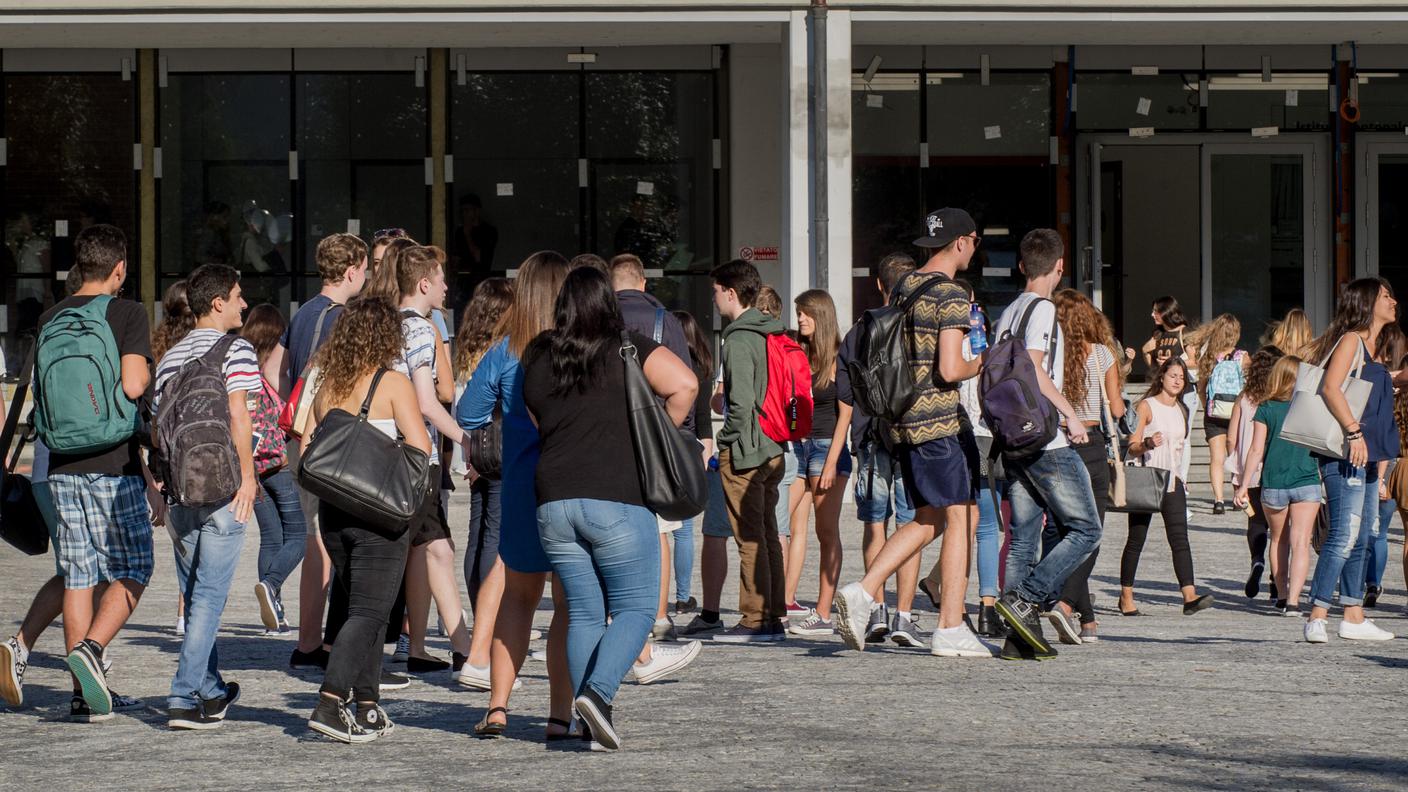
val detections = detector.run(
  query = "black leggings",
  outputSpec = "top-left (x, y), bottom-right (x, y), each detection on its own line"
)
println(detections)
top-left (1058, 431), bottom-right (1108, 623)
top-left (1244, 487), bottom-right (1268, 565)
top-left (1120, 480), bottom-right (1195, 589)
top-left (320, 503), bottom-right (411, 703)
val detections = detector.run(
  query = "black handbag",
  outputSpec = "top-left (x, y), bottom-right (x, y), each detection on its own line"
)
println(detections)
top-left (297, 369), bottom-right (431, 534)
top-left (621, 332), bottom-right (708, 520)
top-left (1, 347), bottom-right (49, 556)
top-left (465, 404), bottom-right (503, 480)
top-left (1108, 463), bottom-right (1170, 515)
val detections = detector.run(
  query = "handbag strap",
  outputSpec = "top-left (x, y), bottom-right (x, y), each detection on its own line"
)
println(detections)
top-left (620, 330), bottom-right (640, 362)
top-left (296, 301), bottom-right (337, 380)
top-left (1098, 358), bottom-right (1123, 467)
top-left (358, 369), bottom-right (389, 417)
top-left (2, 344), bottom-right (37, 476)
top-left (1319, 333), bottom-right (1368, 380)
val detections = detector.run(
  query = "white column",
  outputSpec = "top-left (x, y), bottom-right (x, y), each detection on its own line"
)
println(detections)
top-left (825, 10), bottom-right (853, 328)
top-left (781, 9), bottom-right (810, 312)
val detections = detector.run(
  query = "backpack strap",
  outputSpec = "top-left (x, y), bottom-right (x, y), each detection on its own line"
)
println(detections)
top-left (896, 274), bottom-right (949, 315)
top-left (1012, 297), bottom-right (1057, 377)
top-left (652, 307), bottom-right (666, 344)
top-left (359, 368), bottom-right (389, 417)
top-left (199, 332), bottom-right (241, 366)
top-left (296, 301), bottom-right (338, 380)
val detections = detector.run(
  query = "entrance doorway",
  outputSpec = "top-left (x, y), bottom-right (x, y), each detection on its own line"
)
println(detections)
top-left (1358, 135), bottom-right (1408, 308)
top-left (1080, 135), bottom-right (1328, 376)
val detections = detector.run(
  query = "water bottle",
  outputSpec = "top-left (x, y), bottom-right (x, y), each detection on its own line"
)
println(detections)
top-left (708, 456), bottom-right (719, 472)
top-left (968, 303), bottom-right (988, 354)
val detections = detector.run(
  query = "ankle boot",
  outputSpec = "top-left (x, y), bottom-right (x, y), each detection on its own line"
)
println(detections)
top-left (978, 604), bottom-right (1009, 638)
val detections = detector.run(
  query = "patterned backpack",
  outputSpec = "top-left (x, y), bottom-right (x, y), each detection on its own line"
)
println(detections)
top-left (250, 378), bottom-right (287, 476)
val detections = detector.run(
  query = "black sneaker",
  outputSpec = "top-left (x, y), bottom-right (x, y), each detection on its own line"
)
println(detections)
top-left (65, 639), bottom-right (110, 716)
top-left (710, 623), bottom-right (773, 644)
top-left (994, 592), bottom-right (1054, 656)
top-left (767, 620), bottom-right (788, 642)
top-left (169, 705), bottom-right (221, 730)
top-left (573, 687), bottom-right (619, 750)
top-left (1365, 585), bottom-right (1382, 609)
top-left (1269, 578), bottom-right (1279, 601)
top-left (356, 703), bottom-right (395, 738)
top-left (865, 604), bottom-right (890, 644)
top-left (407, 655), bottom-right (450, 674)
top-left (998, 635), bottom-right (1058, 661)
top-left (1212, 501), bottom-right (1226, 515)
top-left (308, 697), bottom-right (374, 744)
top-left (1182, 594), bottom-right (1215, 615)
top-left (380, 670), bottom-right (411, 691)
top-left (290, 647), bottom-right (329, 670)
top-left (674, 597), bottom-right (698, 615)
top-left (69, 695), bottom-right (114, 723)
top-left (451, 652), bottom-right (468, 673)
top-left (202, 682), bottom-right (241, 722)
top-left (977, 604), bottom-right (1010, 639)
top-left (1245, 561), bottom-right (1265, 599)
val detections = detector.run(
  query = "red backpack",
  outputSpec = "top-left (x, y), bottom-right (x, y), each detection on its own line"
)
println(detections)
top-left (759, 332), bottom-right (814, 443)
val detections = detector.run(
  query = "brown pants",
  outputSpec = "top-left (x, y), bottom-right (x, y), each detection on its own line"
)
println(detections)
top-left (719, 447), bottom-right (786, 628)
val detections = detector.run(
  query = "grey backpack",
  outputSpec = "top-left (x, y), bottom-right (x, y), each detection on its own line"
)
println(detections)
top-left (155, 334), bottom-right (241, 507)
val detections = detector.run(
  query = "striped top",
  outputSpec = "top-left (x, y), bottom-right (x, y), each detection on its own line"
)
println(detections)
top-left (154, 328), bottom-right (262, 412)
top-left (888, 271), bottom-right (972, 446)
top-left (1072, 344), bottom-right (1116, 424)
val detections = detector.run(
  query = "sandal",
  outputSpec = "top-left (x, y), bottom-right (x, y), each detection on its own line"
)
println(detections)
top-left (474, 706), bottom-right (509, 738)
top-left (545, 717), bottom-right (577, 742)
top-left (1119, 604), bottom-right (1141, 616)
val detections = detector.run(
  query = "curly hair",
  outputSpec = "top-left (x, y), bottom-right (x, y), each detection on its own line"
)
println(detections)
top-left (453, 277), bottom-right (514, 381)
top-left (152, 280), bottom-right (195, 362)
top-left (312, 296), bottom-right (405, 407)
top-left (1054, 288), bottom-right (1114, 409)
top-left (1240, 345), bottom-right (1285, 405)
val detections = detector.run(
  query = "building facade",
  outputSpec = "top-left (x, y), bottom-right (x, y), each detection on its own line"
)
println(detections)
top-left (5, 1), bottom-right (1408, 373)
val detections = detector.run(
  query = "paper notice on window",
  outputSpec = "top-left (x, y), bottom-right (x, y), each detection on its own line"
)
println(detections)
top-left (1252, 126), bottom-right (1280, 138)
top-left (984, 125), bottom-right (1002, 140)
top-left (1129, 127), bottom-right (1155, 138)
top-left (637, 181), bottom-right (655, 196)
top-left (1285, 89), bottom-right (1299, 107)
top-left (1136, 97), bottom-right (1152, 116)
top-left (496, 182), bottom-right (514, 197)
top-left (346, 218), bottom-right (360, 235)
top-left (866, 93), bottom-right (884, 108)
top-left (55, 220), bottom-right (69, 238)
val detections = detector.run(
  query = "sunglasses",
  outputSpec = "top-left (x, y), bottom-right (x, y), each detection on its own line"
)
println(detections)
top-left (371, 227), bottom-right (408, 241)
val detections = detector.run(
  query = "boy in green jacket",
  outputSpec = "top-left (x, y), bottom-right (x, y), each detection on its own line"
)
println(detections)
top-left (710, 259), bottom-right (787, 644)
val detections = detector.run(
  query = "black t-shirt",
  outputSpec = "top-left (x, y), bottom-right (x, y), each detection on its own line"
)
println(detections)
top-left (38, 295), bottom-right (153, 477)
top-left (522, 331), bottom-right (662, 507)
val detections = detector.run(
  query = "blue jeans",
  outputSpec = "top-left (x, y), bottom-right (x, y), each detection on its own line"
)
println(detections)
top-left (1004, 446), bottom-right (1102, 605)
top-left (854, 443), bottom-right (916, 525)
top-left (538, 498), bottom-right (659, 703)
top-left (1310, 460), bottom-right (1377, 610)
top-left (976, 485), bottom-right (1001, 599)
top-left (673, 517), bottom-right (695, 603)
top-left (253, 469), bottom-right (306, 594)
top-left (168, 503), bottom-right (247, 710)
top-left (465, 476), bottom-right (502, 609)
top-left (1367, 497), bottom-right (1396, 588)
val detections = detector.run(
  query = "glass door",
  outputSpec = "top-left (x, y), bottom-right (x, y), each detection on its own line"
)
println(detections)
top-left (1201, 141), bottom-right (1324, 348)
top-left (1359, 137), bottom-right (1408, 310)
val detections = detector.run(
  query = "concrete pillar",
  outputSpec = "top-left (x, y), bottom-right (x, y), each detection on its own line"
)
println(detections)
top-left (429, 48), bottom-right (448, 252)
top-left (824, 10), bottom-right (853, 328)
top-left (782, 11), bottom-right (811, 313)
top-left (138, 49), bottom-right (157, 316)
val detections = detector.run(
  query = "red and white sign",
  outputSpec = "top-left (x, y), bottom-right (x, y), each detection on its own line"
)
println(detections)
top-left (739, 245), bottom-right (778, 262)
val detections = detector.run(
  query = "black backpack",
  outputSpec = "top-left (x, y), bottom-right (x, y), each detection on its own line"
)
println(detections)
top-left (155, 334), bottom-right (242, 507)
top-left (845, 274), bottom-right (948, 425)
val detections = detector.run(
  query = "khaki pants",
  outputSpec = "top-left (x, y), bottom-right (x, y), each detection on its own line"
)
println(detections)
top-left (719, 447), bottom-right (785, 628)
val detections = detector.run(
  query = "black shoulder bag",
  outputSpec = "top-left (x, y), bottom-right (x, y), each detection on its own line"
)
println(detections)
top-left (297, 369), bottom-right (431, 534)
top-left (621, 332), bottom-right (707, 520)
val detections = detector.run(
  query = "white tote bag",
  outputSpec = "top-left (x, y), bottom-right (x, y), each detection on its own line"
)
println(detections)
top-left (1281, 336), bottom-right (1372, 459)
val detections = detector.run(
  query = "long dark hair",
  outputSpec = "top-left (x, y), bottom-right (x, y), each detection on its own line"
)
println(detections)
top-left (1152, 296), bottom-right (1187, 330)
top-left (1143, 356), bottom-right (1191, 431)
top-left (240, 303), bottom-right (287, 367)
top-left (674, 309), bottom-right (713, 375)
top-left (1309, 277), bottom-right (1394, 362)
top-left (531, 266), bottom-right (624, 397)
top-left (152, 280), bottom-right (194, 362)
top-left (453, 277), bottom-right (514, 380)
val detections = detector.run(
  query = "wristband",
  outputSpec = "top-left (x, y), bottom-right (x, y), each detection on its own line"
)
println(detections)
top-left (1345, 430), bottom-right (1363, 441)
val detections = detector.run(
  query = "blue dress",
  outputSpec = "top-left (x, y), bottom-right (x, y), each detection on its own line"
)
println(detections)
top-left (456, 338), bottom-right (549, 574)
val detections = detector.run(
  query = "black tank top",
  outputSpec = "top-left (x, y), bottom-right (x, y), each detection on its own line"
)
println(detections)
top-left (1152, 328), bottom-right (1184, 367)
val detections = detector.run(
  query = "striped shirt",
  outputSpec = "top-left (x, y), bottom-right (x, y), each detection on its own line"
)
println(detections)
top-left (392, 312), bottom-right (440, 443)
top-left (1071, 344), bottom-right (1115, 425)
top-left (888, 271), bottom-right (972, 445)
top-left (154, 329), bottom-right (262, 413)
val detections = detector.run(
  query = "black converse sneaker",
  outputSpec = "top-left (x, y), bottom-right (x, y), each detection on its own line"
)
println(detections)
top-left (308, 697), bottom-right (374, 744)
top-left (573, 687), bottom-right (620, 750)
top-left (356, 703), bottom-right (395, 739)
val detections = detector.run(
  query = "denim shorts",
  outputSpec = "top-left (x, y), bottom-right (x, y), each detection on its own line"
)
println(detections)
top-left (792, 438), bottom-right (853, 480)
top-left (896, 433), bottom-right (979, 510)
top-left (854, 444), bottom-right (916, 525)
top-left (1260, 484), bottom-right (1323, 510)
top-left (49, 474), bottom-right (155, 590)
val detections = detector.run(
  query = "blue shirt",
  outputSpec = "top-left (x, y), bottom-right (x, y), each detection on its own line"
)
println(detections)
top-left (280, 294), bottom-right (343, 379)
top-left (1362, 355), bottom-right (1397, 464)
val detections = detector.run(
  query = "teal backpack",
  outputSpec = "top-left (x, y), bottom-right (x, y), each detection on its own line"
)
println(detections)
top-left (33, 295), bottom-right (138, 454)
top-left (1205, 350), bottom-right (1246, 420)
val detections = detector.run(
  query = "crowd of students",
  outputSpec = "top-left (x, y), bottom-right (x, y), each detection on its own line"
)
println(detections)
top-left (1, 213), bottom-right (1405, 750)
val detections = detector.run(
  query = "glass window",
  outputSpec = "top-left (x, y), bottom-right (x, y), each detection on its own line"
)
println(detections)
top-left (925, 72), bottom-right (1051, 156)
top-left (852, 73), bottom-right (921, 319)
top-left (1206, 74), bottom-right (1329, 131)
top-left (1374, 155), bottom-right (1408, 307)
top-left (1356, 74), bottom-right (1408, 131)
top-left (3, 73), bottom-right (136, 374)
top-left (1076, 73), bottom-right (1200, 130)
top-left (159, 73), bottom-right (293, 308)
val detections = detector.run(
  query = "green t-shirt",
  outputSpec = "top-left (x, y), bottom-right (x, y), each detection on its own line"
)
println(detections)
top-left (1254, 399), bottom-right (1321, 490)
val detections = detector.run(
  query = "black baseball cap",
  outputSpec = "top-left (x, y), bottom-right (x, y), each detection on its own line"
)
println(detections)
top-left (913, 208), bottom-right (977, 249)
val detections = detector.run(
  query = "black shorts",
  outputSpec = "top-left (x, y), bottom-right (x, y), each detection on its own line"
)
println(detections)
top-left (896, 433), bottom-right (979, 510)
top-left (1205, 417), bottom-right (1230, 441)
top-left (411, 470), bottom-right (452, 547)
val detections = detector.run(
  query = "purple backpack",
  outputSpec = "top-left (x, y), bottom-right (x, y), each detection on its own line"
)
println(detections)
top-left (979, 297), bottom-right (1060, 463)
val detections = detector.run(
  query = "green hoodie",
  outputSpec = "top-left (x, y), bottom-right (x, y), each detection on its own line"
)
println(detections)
top-left (718, 307), bottom-right (785, 470)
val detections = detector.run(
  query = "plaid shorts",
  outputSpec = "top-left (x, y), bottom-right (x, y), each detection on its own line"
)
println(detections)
top-left (48, 474), bottom-right (155, 590)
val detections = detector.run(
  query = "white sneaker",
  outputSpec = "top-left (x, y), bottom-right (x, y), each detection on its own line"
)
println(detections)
top-left (1338, 619), bottom-right (1395, 641)
top-left (529, 628), bottom-right (543, 641)
top-left (832, 582), bottom-right (876, 652)
top-left (930, 624), bottom-right (996, 658)
top-left (1304, 618), bottom-right (1329, 644)
top-left (454, 662), bottom-right (522, 691)
top-left (632, 640), bottom-right (702, 685)
top-left (175, 616), bottom-right (185, 637)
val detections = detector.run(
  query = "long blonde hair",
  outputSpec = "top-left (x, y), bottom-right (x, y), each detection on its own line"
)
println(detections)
top-left (794, 289), bottom-right (839, 387)
top-left (1264, 355), bottom-right (1301, 403)
top-left (1265, 308), bottom-right (1312, 357)
top-left (498, 251), bottom-right (569, 359)
top-left (1191, 313), bottom-right (1241, 402)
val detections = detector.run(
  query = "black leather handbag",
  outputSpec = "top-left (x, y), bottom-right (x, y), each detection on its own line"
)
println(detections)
top-left (297, 369), bottom-right (431, 534)
top-left (464, 404), bottom-right (503, 480)
top-left (621, 333), bottom-right (708, 520)
top-left (1, 348), bottom-right (48, 556)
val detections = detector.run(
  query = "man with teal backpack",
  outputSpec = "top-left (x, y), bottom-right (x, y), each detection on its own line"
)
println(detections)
top-left (32, 224), bottom-right (155, 723)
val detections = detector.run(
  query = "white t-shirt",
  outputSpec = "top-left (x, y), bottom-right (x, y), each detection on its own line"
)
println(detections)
top-left (994, 291), bottom-right (1067, 451)
top-left (393, 312), bottom-right (440, 444)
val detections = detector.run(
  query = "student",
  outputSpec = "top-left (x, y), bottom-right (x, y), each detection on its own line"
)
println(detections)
top-left (784, 289), bottom-right (852, 637)
top-left (153, 263), bottom-right (259, 729)
top-left (523, 266), bottom-right (702, 750)
top-left (833, 208), bottom-right (987, 659)
top-left (1234, 355), bottom-right (1319, 616)
top-left (839, 254), bottom-right (924, 644)
top-left (1138, 296), bottom-right (1192, 371)
top-left (1303, 278), bottom-right (1399, 643)
top-left (673, 309), bottom-right (716, 614)
top-left (151, 280), bottom-right (193, 635)
top-left (304, 298), bottom-right (431, 744)
top-left (1193, 313), bottom-right (1248, 514)
top-left (1226, 346), bottom-right (1284, 599)
top-left (1265, 308), bottom-right (1313, 358)
top-left (988, 229), bottom-right (1104, 660)
top-left (268, 232), bottom-right (369, 670)
top-left (34, 224), bottom-right (154, 721)
top-left (1118, 357), bottom-right (1215, 618)
top-left (1361, 323), bottom-right (1405, 608)
top-left (755, 284), bottom-right (801, 598)
top-left (709, 259), bottom-right (789, 643)
top-left (241, 304), bottom-right (306, 634)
